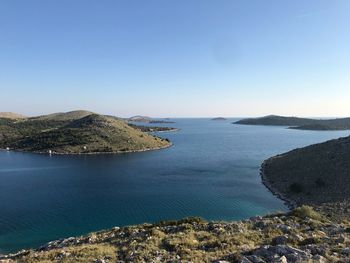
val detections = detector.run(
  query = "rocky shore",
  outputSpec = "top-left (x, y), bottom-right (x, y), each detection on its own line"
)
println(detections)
top-left (260, 159), bottom-right (297, 210)
top-left (1, 206), bottom-right (350, 262)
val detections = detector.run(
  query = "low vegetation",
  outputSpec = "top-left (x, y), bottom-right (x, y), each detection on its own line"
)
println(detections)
top-left (128, 123), bottom-right (179, 133)
top-left (30, 110), bottom-right (94, 121)
top-left (289, 206), bottom-right (325, 221)
top-left (0, 111), bottom-right (171, 154)
top-left (234, 115), bottom-right (350, 130)
top-left (262, 135), bottom-right (350, 219)
top-left (128, 116), bottom-right (175, 124)
top-left (2, 206), bottom-right (350, 262)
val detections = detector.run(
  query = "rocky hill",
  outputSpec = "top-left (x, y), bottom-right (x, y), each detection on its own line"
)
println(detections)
top-left (234, 115), bottom-right (350, 131)
top-left (0, 112), bottom-right (171, 154)
top-left (2, 206), bottom-right (350, 262)
top-left (262, 135), bottom-right (350, 219)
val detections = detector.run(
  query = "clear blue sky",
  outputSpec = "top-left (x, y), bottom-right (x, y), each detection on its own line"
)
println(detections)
top-left (1, 0), bottom-right (349, 117)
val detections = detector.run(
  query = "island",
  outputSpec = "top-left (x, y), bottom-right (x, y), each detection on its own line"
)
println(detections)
top-left (128, 115), bottom-right (175, 124)
top-left (234, 115), bottom-right (350, 130)
top-left (0, 111), bottom-right (171, 154)
top-left (211, 117), bottom-right (227, 121)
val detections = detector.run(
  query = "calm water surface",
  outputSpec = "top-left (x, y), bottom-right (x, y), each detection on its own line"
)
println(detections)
top-left (0, 119), bottom-right (349, 253)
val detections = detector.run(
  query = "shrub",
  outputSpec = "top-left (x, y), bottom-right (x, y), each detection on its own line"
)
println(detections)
top-left (162, 232), bottom-right (199, 251)
top-left (299, 237), bottom-right (321, 245)
top-left (289, 182), bottom-right (303, 193)
top-left (156, 217), bottom-right (205, 227)
top-left (290, 206), bottom-right (324, 221)
top-left (315, 178), bottom-right (326, 187)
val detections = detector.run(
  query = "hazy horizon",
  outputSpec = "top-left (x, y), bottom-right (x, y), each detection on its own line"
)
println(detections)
top-left (1, 0), bottom-right (350, 117)
top-left (2, 109), bottom-right (350, 119)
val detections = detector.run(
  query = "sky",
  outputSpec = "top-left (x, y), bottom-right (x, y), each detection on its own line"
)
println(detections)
top-left (0, 0), bottom-right (350, 118)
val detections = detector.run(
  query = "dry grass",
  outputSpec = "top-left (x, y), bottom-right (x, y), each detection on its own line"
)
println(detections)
top-left (16, 244), bottom-right (115, 263)
top-left (5, 207), bottom-right (350, 262)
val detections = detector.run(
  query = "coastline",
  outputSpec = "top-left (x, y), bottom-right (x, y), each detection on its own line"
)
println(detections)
top-left (152, 128), bottom-right (180, 133)
top-left (3, 206), bottom-right (350, 262)
top-left (260, 158), bottom-right (297, 210)
top-left (3, 154), bottom-right (350, 261)
top-left (0, 142), bottom-right (172, 156)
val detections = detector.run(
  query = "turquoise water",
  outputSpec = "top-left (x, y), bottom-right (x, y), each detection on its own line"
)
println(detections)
top-left (0, 118), bottom-right (348, 253)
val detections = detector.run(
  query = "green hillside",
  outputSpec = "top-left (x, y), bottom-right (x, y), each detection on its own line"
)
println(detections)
top-left (0, 112), bottom-right (171, 154)
top-left (235, 115), bottom-right (317, 126)
top-left (30, 110), bottom-right (95, 121)
top-left (234, 115), bottom-right (350, 130)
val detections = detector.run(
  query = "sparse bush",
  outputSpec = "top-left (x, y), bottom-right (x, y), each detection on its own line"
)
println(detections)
top-left (315, 178), bottom-right (326, 187)
top-left (226, 253), bottom-right (244, 263)
top-left (290, 206), bottom-right (324, 221)
top-left (162, 232), bottom-right (199, 251)
top-left (299, 237), bottom-right (321, 245)
top-left (156, 217), bottom-right (205, 227)
top-left (289, 182), bottom-right (303, 193)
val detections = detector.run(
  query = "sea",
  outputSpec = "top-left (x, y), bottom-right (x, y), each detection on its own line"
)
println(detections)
top-left (0, 118), bottom-right (348, 253)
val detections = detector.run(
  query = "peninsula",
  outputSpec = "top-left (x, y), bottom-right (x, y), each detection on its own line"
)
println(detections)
top-left (261, 135), bottom-right (350, 219)
top-left (128, 123), bottom-right (179, 133)
top-left (0, 111), bottom-right (171, 154)
top-left (234, 115), bottom-right (350, 131)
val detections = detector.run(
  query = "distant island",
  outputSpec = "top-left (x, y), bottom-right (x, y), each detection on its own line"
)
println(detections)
top-left (234, 115), bottom-right (350, 130)
top-left (128, 115), bottom-right (175, 124)
top-left (211, 117), bottom-right (227, 121)
top-left (128, 123), bottom-right (179, 133)
top-left (0, 110), bottom-right (171, 154)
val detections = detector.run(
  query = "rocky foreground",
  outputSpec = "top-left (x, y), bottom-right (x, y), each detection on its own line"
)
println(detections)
top-left (1, 206), bottom-right (350, 263)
